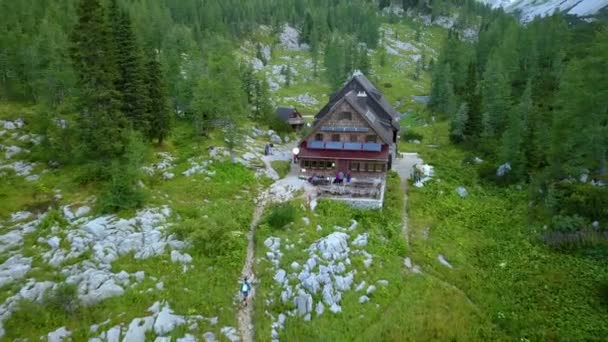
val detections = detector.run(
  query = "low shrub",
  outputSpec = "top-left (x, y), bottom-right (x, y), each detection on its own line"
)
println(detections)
top-left (401, 130), bottom-right (423, 142)
top-left (551, 182), bottom-right (608, 222)
top-left (45, 282), bottom-right (79, 315)
top-left (98, 133), bottom-right (147, 213)
top-left (550, 214), bottom-right (587, 233)
top-left (541, 229), bottom-right (608, 251)
top-left (267, 203), bottom-right (296, 229)
top-left (38, 209), bottom-right (68, 231)
top-left (98, 161), bottom-right (145, 213)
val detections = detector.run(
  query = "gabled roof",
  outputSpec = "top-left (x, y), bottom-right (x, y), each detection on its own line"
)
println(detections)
top-left (302, 91), bottom-right (393, 145)
top-left (276, 107), bottom-right (298, 122)
top-left (342, 93), bottom-right (393, 144)
top-left (315, 73), bottom-right (400, 131)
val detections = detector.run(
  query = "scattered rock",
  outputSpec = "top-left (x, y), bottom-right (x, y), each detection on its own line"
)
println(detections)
top-left (47, 326), bottom-right (71, 342)
top-left (366, 285), bottom-right (376, 295)
top-left (203, 332), bottom-right (217, 342)
top-left (11, 211), bottom-right (32, 221)
top-left (456, 186), bottom-right (468, 198)
top-left (497, 162), bottom-right (511, 177)
top-left (270, 134), bottom-right (283, 144)
top-left (124, 317), bottom-right (154, 341)
top-left (274, 269), bottom-right (287, 284)
top-left (438, 255), bottom-right (453, 269)
top-left (377, 280), bottom-right (389, 286)
top-left (171, 250), bottom-right (193, 264)
top-left (352, 233), bottom-right (368, 247)
top-left (220, 327), bottom-right (239, 342)
top-left (359, 295), bottom-right (370, 304)
top-left (75, 205), bottom-right (91, 218)
top-left (302, 217), bottom-right (310, 225)
top-left (279, 24), bottom-right (306, 51)
top-left (177, 334), bottom-right (197, 342)
top-left (0, 254), bottom-right (32, 287)
top-left (4, 145), bottom-right (23, 159)
top-left (315, 302), bottom-right (324, 316)
top-left (294, 292), bottom-right (313, 316)
top-left (154, 305), bottom-right (186, 335)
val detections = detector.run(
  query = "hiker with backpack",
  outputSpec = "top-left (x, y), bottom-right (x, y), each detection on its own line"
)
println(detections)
top-left (241, 277), bottom-right (251, 306)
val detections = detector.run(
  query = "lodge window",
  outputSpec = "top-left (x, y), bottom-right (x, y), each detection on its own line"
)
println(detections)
top-left (350, 134), bottom-right (358, 142)
top-left (338, 111), bottom-right (352, 120)
top-left (365, 135), bottom-right (377, 143)
top-left (331, 134), bottom-right (340, 142)
top-left (315, 133), bottom-right (323, 141)
top-left (304, 160), bottom-right (335, 170)
top-left (352, 162), bottom-right (385, 173)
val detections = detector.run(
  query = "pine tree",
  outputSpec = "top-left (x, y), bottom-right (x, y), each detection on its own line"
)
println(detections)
top-left (252, 75), bottom-right (273, 124)
top-left (413, 57), bottom-right (422, 81)
top-left (463, 62), bottom-right (482, 138)
top-left (70, 0), bottom-right (128, 161)
top-left (324, 36), bottom-right (346, 90)
top-left (501, 81), bottom-right (531, 179)
top-left (109, 0), bottom-right (150, 133)
top-left (284, 66), bottom-right (292, 88)
top-left (481, 53), bottom-right (511, 137)
top-left (450, 102), bottom-right (469, 143)
top-left (429, 62), bottom-right (455, 115)
top-left (357, 46), bottom-right (371, 75)
top-left (145, 50), bottom-right (170, 145)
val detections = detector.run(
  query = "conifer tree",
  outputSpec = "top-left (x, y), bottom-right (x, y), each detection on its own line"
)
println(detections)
top-left (252, 76), bottom-right (273, 124)
top-left (481, 53), bottom-right (511, 137)
top-left (357, 46), bottom-right (371, 75)
top-left (501, 81), bottom-right (531, 178)
top-left (430, 62), bottom-right (455, 115)
top-left (463, 62), bottom-right (482, 138)
top-left (324, 35), bottom-right (346, 89)
top-left (70, 0), bottom-right (128, 161)
top-left (109, 0), bottom-right (149, 133)
top-left (145, 50), bottom-right (170, 145)
top-left (450, 102), bottom-right (469, 143)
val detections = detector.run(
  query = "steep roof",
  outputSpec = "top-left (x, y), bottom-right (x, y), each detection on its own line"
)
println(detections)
top-left (276, 107), bottom-right (298, 122)
top-left (342, 92), bottom-right (393, 144)
top-left (302, 91), bottom-right (393, 145)
top-left (315, 73), bottom-right (400, 131)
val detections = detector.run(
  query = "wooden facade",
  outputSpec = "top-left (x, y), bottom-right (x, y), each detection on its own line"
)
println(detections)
top-left (297, 73), bottom-right (400, 178)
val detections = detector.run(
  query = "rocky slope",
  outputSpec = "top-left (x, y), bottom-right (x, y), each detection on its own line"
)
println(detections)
top-left (480, 0), bottom-right (608, 21)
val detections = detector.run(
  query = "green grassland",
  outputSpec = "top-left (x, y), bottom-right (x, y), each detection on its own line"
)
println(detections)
top-left (402, 122), bottom-right (608, 340)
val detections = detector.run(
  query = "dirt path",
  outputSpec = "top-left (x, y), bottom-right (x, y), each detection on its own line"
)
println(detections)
top-left (393, 152), bottom-right (423, 247)
top-left (236, 143), bottom-right (307, 342)
top-left (237, 200), bottom-right (266, 342)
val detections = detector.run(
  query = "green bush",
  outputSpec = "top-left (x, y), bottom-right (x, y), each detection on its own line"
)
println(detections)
top-left (98, 161), bottom-right (145, 213)
top-left (45, 282), bottom-right (79, 315)
top-left (552, 182), bottom-right (608, 222)
top-left (550, 214), bottom-right (587, 233)
top-left (267, 203), bottom-right (296, 229)
top-left (98, 133), bottom-right (147, 213)
top-left (38, 209), bottom-right (68, 230)
top-left (401, 129), bottom-right (423, 142)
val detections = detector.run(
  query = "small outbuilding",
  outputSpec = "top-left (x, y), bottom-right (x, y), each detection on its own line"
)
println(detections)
top-left (276, 106), bottom-right (304, 130)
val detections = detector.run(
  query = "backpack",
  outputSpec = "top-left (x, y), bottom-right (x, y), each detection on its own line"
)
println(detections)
top-left (241, 282), bottom-right (249, 292)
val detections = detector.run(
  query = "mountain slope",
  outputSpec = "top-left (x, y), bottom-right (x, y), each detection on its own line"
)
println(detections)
top-left (480, 0), bottom-right (608, 21)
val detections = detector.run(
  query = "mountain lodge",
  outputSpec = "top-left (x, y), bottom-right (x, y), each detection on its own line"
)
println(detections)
top-left (297, 73), bottom-right (400, 179)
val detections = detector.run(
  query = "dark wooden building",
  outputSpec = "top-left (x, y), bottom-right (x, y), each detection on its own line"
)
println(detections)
top-left (297, 73), bottom-right (400, 177)
top-left (276, 106), bottom-right (304, 130)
